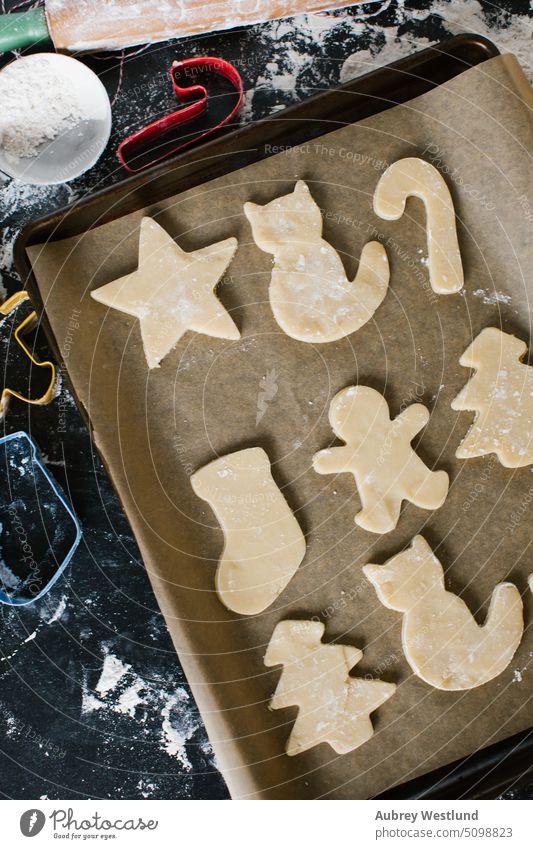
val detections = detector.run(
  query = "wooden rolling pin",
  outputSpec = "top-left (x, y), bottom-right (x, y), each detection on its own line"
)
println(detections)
top-left (0, 1), bottom-right (351, 52)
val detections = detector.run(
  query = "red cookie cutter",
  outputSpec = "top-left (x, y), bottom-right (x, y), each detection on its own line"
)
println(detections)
top-left (118, 56), bottom-right (243, 174)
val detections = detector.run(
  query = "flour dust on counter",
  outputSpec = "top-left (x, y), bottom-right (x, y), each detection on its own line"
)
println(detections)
top-left (339, 1), bottom-right (533, 85)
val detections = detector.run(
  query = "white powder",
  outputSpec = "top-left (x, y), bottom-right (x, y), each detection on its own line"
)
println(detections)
top-left (472, 288), bottom-right (513, 306)
top-left (95, 651), bottom-right (131, 695)
top-left (0, 55), bottom-right (85, 159)
top-left (160, 688), bottom-right (198, 770)
top-left (340, 1), bottom-right (533, 85)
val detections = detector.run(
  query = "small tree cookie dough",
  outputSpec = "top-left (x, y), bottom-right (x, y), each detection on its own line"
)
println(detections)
top-left (363, 535), bottom-right (523, 691)
top-left (91, 217), bottom-right (239, 369)
top-left (190, 447), bottom-right (305, 615)
top-left (313, 385), bottom-right (448, 534)
top-left (452, 326), bottom-right (533, 467)
top-left (373, 157), bottom-right (463, 294)
top-left (244, 180), bottom-right (389, 343)
top-left (264, 620), bottom-right (396, 756)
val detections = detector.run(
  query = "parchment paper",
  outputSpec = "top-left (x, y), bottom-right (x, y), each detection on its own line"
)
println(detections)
top-left (27, 54), bottom-right (533, 799)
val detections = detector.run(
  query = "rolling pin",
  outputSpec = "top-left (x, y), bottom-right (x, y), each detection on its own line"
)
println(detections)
top-left (0, 1), bottom-right (350, 53)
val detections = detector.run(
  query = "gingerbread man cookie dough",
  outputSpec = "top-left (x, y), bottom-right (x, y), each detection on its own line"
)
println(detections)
top-left (313, 385), bottom-right (448, 533)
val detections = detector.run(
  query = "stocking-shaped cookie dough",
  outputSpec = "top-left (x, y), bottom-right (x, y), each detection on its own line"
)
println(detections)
top-left (264, 620), bottom-right (396, 756)
top-left (190, 447), bottom-right (305, 615)
top-left (91, 217), bottom-right (239, 368)
top-left (452, 327), bottom-right (533, 467)
top-left (313, 385), bottom-right (448, 533)
top-left (244, 180), bottom-right (389, 343)
top-left (373, 157), bottom-right (463, 294)
top-left (363, 535), bottom-right (523, 690)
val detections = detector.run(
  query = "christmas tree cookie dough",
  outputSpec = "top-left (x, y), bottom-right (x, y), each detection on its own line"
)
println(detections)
top-left (363, 535), bottom-right (523, 691)
top-left (452, 327), bottom-right (533, 467)
top-left (313, 385), bottom-right (448, 533)
top-left (190, 447), bottom-right (305, 615)
top-left (244, 180), bottom-right (389, 343)
top-left (373, 157), bottom-right (463, 294)
top-left (264, 620), bottom-right (396, 756)
top-left (91, 217), bottom-right (239, 369)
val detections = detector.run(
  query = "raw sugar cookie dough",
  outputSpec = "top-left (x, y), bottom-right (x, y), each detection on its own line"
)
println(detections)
top-left (374, 157), bottom-right (464, 294)
top-left (245, 180), bottom-right (389, 343)
top-left (452, 327), bottom-right (533, 467)
top-left (313, 385), bottom-right (448, 533)
top-left (91, 217), bottom-right (239, 369)
top-left (363, 535), bottom-right (523, 691)
top-left (264, 620), bottom-right (396, 756)
top-left (190, 447), bottom-right (305, 615)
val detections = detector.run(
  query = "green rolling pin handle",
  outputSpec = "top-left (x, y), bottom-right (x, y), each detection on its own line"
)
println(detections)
top-left (0, 7), bottom-right (51, 52)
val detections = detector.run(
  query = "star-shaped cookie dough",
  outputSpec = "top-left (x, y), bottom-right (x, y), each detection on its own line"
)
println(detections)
top-left (91, 217), bottom-right (239, 368)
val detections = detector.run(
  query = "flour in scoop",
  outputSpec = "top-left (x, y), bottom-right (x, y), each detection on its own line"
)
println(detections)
top-left (0, 54), bottom-right (85, 159)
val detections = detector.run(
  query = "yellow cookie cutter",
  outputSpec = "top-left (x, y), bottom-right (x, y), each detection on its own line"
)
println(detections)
top-left (0, 291), bottom-right (57, 420)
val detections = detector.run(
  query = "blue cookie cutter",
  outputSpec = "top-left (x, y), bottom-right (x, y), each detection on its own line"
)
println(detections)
top-left (0, 291), bottom-right (82, 605)
top-left (0, 431), bottom-right (82, 606)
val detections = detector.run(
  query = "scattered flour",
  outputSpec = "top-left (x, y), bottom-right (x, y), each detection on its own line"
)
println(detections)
top-left (95, 650), bottom-right (131, 696)
top-left (45, 595), bottom-right (68, 625)
top-left (115, 681), bottom-right (146, 716)
top-left (136, 778), bottom-right (158, 798)
top-left (340, 0), bottom-right (533, 84)
top-left (160, 687), bottom-right (199, 770)
top-left (472, 288), bottom-right (513, 306)
top-left (80, 647), bottom-right (205, 771)
top-left (341, 29), bottom-right (434, 80)
top-left (240, 2), bottom-right (533, 124)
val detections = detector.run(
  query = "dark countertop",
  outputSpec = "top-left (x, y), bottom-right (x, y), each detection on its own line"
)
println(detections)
top-left (1, 0), bottom-right (532, 800)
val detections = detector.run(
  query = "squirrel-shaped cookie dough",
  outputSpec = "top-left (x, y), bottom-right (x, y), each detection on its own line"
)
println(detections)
top-left (244, 180), bottom-right (389, 343)
top-left (363, 535), bottom-right (524, 690)
top-left (264, 620), bottom-right (396, 755)
top-left (452, 327), bottom-right (533, 467)
top-left (313, 385), bottom-right (448, 533)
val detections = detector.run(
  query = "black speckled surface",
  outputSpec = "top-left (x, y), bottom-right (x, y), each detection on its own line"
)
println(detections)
top-left (0, 0), bottom-right (532, 800)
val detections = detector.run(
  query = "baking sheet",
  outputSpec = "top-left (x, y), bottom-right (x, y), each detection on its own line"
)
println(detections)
top-left (27, 53), bottom-right (533, 799)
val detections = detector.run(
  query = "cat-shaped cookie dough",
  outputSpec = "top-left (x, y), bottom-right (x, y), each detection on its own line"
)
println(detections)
top-left (313, 385), bottom-right (449, 533)
top-left (244, 180), bottom-right (389, 343)
top-left (363, 535), bottom-right (523, 690)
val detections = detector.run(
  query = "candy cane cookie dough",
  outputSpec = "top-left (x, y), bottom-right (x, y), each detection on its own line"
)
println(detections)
top-left (374, 157), bottom-right (463, 294)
